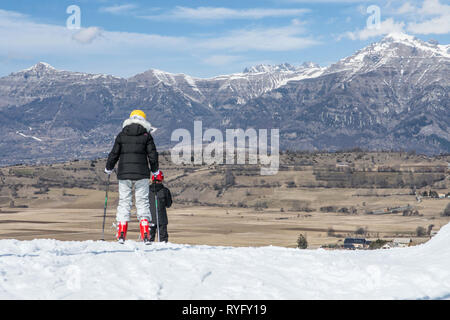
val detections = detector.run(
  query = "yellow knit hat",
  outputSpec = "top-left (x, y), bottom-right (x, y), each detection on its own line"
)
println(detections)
top-left (130, 109), bottom-right (147, 119)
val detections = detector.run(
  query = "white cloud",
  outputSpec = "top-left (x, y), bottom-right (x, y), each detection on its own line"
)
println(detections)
top-left (418, 0), bottom-right (450, 15)
top-left (341, 0), bottom-right (450, 40)
top-left (406, 0), bottom-right (450, 34)
top-left (407, 15), bottom-right (450, 34)
top-left (142, 6), bottom-right (309, 21)
top-left (343, 18), bottom-right (405, 40)
top-left (0, 8), bottom-right (26, 19)
top-left (99, 4), bottom-right (137, 15)
top-left (72, 27), bottom-right (102, 44)
top-left (396, 2), bottom-right (417, 15)
top-left (0, 9), bottom-right (188, 56)
top-left (0, 8), bottom-right (319, 72)
top-left (203, 55), bottom-right (242, 66)
top-left (198, 23), bottom-right (320, 51)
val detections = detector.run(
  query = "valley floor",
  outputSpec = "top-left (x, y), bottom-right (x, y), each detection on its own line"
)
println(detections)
top-left (0, 204), bottom-right (447, 248)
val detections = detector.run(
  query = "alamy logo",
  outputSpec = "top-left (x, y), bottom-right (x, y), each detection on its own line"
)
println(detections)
top-left (171, 121), bottom-right (279, 175)
top-left (66, 5), bottom-right (81, 30)
top-left (366, 5), bottom-right (381, 30)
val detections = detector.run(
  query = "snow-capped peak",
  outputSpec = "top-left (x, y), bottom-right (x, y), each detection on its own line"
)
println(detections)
top-left (243, 63), bottom-right (298, 73)
top-left (8, 62), bottom-right (60, 78)
top-left (242, 62), bottom-right (322, 74)
top-left (327, 32), bottom-right (450, 76)
top-left (9, 62), bottom-right (61, 77)
top-left (24, 62), bottom-right (57, 72)
top-left (300, 61), bottom-right (320, 69)
top-left (379, 32), bottom-right (450, 58)
top-left (382, 32), bottom-right (417, 43)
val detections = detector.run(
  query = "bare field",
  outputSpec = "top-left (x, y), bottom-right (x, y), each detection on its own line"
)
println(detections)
top-left (0, 187), bottom-right (448, 248)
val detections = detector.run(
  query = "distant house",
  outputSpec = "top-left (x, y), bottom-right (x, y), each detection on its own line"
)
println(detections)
top-left (392, 238), bottom-right (412, 248)
top-left (368, 205), bottom-right (411, 215)
top-left (343, 238), bottom-right (370, 249)
top-left (335, 163), bottom-right (352, 172)
top-left (368, 209), bottom-right (389, 215)
top-left (336, 163), bottom-right (349, 167)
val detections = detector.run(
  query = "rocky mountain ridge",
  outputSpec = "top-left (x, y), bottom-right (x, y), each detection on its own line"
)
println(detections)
top-left (0, 32), bottom-right (448, 165)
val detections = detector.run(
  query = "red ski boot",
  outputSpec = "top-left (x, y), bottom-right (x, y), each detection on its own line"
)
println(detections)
top-left (117, 222), bottom-right (128, 244)
top-left (140, 219), bottom-right (151, 245)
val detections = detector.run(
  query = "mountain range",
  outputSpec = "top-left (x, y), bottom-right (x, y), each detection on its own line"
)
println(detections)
top-left (0, 32), bottom-right (448, 165)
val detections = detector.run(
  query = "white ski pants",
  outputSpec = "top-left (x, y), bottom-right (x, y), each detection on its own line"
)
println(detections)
top-left (116, 179), bottom-right (151, 223)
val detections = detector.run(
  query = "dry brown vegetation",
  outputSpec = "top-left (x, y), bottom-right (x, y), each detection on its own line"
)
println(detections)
top-left (0, 151), bottom-right (449, 248)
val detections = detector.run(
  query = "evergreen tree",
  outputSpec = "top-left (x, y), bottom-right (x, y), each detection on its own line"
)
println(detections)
top-left (297, 234), bottom-right (308, 249)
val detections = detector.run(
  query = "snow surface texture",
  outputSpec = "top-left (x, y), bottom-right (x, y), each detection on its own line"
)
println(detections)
top-left (0, 223), bottom-right (449, 300)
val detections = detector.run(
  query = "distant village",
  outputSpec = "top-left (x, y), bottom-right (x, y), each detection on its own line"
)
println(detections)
top-left (418, 190), bottom-right (449, 200)
top-left (321, 232), bottom-right (439, 251)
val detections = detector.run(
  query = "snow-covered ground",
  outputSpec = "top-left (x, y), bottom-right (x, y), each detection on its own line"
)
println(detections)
top-left (1, 223), bottom-right (449, 300)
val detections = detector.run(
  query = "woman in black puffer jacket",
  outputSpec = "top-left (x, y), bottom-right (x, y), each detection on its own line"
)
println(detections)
top-left (105, 110), bottom-right (159, 244)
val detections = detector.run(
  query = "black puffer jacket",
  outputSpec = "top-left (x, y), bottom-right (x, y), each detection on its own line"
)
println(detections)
top-left (149, 183), bottom-right (172, 225)
top-left (106, 118), bottom-right (159, 180)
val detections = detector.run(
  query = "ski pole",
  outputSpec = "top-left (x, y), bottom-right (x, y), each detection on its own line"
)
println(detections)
top-left (101, 173), bottom-right (111, 241)
top-left (154, 184), bottom-right (160, 242)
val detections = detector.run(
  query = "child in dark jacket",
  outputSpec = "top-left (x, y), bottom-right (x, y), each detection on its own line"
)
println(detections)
top-left (149, 170), bottom-right (172, 243)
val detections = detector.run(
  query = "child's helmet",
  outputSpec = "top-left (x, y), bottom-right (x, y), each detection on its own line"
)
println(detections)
top-left (152, 170), bottom-right (164, 182)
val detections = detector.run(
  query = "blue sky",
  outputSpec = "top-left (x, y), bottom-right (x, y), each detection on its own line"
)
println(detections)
top-left (1, 0), bottom-right (449, 78)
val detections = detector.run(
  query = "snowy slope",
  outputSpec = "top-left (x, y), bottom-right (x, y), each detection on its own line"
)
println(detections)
top-left (0, 223), bottom-right (449, 300)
